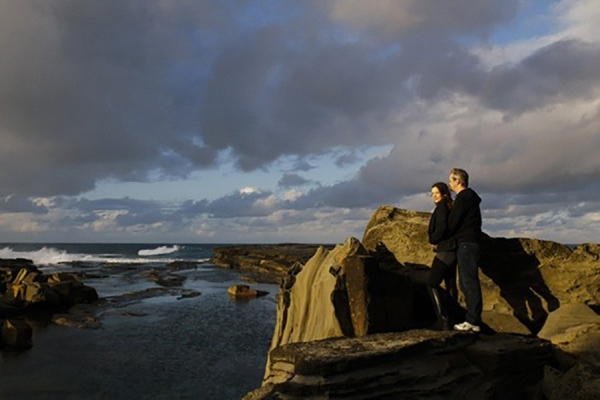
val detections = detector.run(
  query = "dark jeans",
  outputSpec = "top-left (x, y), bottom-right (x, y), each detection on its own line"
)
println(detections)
top-left (457, 242), bottom-right (482, 325)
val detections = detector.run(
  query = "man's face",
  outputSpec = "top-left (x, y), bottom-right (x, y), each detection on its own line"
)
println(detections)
top-left (448, 173), bottom-right (458, 192)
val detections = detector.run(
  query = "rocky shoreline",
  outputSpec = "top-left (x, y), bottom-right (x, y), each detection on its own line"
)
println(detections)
top-left (210, 243), bottom-right (335, 283)
top-left (2, 208), bottom-right (599, 398)
top-left (234, 206), bottom-right (600, 399)
top-left (0, 257), bottom-right (266, 351)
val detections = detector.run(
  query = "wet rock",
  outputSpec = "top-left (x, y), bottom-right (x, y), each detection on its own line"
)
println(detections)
top-left (52, 314), bottom-right (101, 330)
top-left (101, 287), bottom-right (199, 307)
top-left (166, 261), bottom-right (200, 271)
top-left (139, 269), bottom-right (187, 287)
top-left (227, 284), bottom-right (268, 299)
top-left (176, 290), bottom-right (201, 300)
top-left (1, 268), bottom-right (98, 310)
top-left (1, 318), bottom-right (33, 349)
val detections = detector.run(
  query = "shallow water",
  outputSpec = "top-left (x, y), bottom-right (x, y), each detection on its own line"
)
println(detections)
top-left (0, 264), bottom-right (278, 400)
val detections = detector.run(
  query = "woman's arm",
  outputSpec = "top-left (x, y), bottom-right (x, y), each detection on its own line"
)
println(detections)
top-left (429, 204), bottom-right (449, 244)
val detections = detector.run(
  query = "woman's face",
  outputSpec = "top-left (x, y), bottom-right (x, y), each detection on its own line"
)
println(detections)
top-left (431, 187), bottom-right (443, 204)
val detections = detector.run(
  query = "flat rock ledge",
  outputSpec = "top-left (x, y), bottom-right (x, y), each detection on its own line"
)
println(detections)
top-left (210, 244), bottom-right (334, 283)
top-left (244, 330), bottom-right (552, 399)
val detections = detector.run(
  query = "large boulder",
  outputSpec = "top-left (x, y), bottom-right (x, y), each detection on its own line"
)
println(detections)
top-left (264, 237), bottom-right (421, 382)
top-left (1, 268), bottom-right (98, 311)
top-left (362, 205), bottom-right (600, 334)
top-left (246, 330), bottom-right (553, 399)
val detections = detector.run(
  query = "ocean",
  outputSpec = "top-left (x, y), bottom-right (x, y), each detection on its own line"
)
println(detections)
top-left (0, 243), bottom-right (279, 400)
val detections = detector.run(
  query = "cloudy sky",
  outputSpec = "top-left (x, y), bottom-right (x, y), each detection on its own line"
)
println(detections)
top-left (0, 0), bottom-right (599, 244)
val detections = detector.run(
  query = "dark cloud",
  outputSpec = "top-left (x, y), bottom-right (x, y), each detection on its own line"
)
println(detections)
top-left (289, 180), bottom-right (394, 210)
top-left (1, 1), bottom-right (599, 244)
top-left (483, 39), bottom-right (600, 114)
top-left (328, 0), bottom-right (520, 39)
top-left (278, 173), bottom-right (310, 188)
top-left (0, 196), bottom-right (48, 214)
top-left (205, 189), bottom-right (275, 218)
top-left (0, 0), bottom-right (531, 198)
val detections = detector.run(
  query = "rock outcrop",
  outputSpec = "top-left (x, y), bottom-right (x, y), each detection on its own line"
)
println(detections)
top-left (1, 259), bottom-right (99, 349)
top-left (245, 206), bottom-right (600, 399)
top-left (210, 244), bottom-right (334, 283)
top-left (362, 206), bottom-right (599, 335)
top-left (246, 330), bottom-right (553, 399)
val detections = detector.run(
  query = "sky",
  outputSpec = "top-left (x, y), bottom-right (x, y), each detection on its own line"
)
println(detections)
top-left (0, 0), bottom-right (599, 244)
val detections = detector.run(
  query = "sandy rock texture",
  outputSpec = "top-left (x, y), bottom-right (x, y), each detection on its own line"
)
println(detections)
top-left (362, 206), bottom-right (600, 334)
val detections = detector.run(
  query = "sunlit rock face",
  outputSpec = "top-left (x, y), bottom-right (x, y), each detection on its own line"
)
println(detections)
top-left (248, 206), bottom-right (599, 399)
top-left (264, 237), bottom-right (420, 382)
top-left (362, 205), bottom-right (600, 334)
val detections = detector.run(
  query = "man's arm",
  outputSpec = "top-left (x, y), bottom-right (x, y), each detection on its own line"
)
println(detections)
top-left (448, 195), bottom-right (466, 236)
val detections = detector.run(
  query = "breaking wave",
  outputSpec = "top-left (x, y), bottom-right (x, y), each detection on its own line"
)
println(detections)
top-left (0, 247), bottom-right (89, 266)
top-left (138, 245), bottom-right (181, 256)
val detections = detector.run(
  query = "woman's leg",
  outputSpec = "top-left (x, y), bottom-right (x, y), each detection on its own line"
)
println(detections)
top-left (428, 256), bottom-right (452, 330)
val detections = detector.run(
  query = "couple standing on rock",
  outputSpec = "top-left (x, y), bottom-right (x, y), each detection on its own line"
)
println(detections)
top-left (427, 168), bottom-right (483, 332)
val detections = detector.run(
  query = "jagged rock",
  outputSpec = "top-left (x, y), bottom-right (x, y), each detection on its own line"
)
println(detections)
top-left (246, 206), bottom-right (599, 397)
top-left (362, 205), bottom-right (600, 334)
top-left (227, 284), bottom-right (268, 298)
top-left (1, 267), bottom-right (98, 313)
top-left (1, 318), bottom-right (33, 349)
top-left (264, 237), bottom-right (425, 382)
top-left (246, 330), bottom-right (553, 399)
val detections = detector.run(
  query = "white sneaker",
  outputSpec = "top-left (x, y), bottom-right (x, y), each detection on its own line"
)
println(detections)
top-left (454, 321), bottom-right (481, 332)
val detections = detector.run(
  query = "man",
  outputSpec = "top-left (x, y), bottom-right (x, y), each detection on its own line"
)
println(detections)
top-left (447, 168), bottom-right (483, 332)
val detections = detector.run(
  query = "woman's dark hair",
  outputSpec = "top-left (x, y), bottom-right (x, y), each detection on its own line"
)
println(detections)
top-left (432, 182), bottom-right (453, 208)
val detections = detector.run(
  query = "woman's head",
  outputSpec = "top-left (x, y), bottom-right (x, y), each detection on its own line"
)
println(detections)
top-left (431, 182), bottom-right (453, 207)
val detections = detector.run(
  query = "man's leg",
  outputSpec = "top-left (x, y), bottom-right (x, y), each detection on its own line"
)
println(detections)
top-left (457, 242), bottom-right (482, 326)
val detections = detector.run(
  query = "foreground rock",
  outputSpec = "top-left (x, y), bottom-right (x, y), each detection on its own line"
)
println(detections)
top-left (246, 330), bottom-right (552, 399)
top-left (537, 304), bottom-right (600, 399)
top-left (1, 259), bottom-right (99, 349)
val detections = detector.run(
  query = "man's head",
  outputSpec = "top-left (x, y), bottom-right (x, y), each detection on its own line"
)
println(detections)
top-left (449, 168), bottom-right (469, 192)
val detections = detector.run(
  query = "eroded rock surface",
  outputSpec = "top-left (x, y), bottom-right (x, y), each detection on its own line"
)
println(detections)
top-left (362, 206), bottom-right (600, 334)
top-left (247, 330), bottom-right (552, 399)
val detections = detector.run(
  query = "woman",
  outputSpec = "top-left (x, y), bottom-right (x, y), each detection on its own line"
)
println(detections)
top-left (427, 182), bottom-right (458, 330)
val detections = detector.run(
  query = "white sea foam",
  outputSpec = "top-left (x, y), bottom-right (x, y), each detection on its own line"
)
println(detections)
top-left (138, 245), bottom-right (181, 256)
top-left (0, 245), bottom-right (209, 267)
top-left (0, 247), bottom-right (88, 266)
